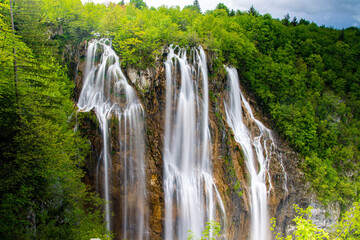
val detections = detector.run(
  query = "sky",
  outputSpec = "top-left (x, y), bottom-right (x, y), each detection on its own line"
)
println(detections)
top-left (82, 0), bottom-right (360, 29)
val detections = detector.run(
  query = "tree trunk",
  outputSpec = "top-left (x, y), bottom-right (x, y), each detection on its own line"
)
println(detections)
top-left (10, 0), bottom-right (18, 101)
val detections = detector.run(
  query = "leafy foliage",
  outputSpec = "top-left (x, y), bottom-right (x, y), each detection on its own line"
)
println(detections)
top-left (187, 221), bottom-right (222, 240)
top-left (333, 202), bottom-right (360, 239)
top-left (130, 0), bottom-right (147, 9)
top-left (271, 205), bottom-right (329, 240)
top-left (271, 203), bottom-right (360, 239)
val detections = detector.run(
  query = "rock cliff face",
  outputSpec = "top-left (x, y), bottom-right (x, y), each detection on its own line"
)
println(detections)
top-left (74, 42), bottom-right (312, 240)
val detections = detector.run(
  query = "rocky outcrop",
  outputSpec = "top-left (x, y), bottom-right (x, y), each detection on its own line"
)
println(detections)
top-left (126, 68), bottom-right (152, 92)
top-left (309, 195), bottom-right (341, 230)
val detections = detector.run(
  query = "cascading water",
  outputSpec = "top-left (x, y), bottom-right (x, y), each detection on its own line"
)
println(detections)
top-left (77, 39), bottom-right (148, 239)
top-left (224, 67), bottom-right (287, 240)
top-left (163, 46), bottom-right (226, 240)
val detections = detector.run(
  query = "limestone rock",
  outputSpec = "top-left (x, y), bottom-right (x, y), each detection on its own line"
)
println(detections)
top-left (310, 196), bottom-right (340, 229)
top-left (126, 67), bottom-right (153, 92)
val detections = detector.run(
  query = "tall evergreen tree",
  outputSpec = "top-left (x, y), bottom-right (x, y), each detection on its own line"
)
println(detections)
top-left (248, 5), bottom-right (259, 16)
top-left (0, 1), bottom-right (109, 239)
top-left (193, 0), bottom-right (201, 13)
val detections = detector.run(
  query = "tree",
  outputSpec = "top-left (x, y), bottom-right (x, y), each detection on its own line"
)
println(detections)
top-left (248, 5), bottom-right (259, 16)
top-left (282, 13), bottom-right (290, 26)
top-left (130, 0), bottom-right (147, 9)
top-left (299, 18), bottom-right (310, 25)
top-left (229, 9), bottom-right (235, 17)
top-left (291, 16), bottom-right (298, 26)
top-left (215, 3), bottom-right (229, 15)
top-left (9, 0), bottom-right (18, 101)
top-left (338, 29), bottom-right (345, 41)
top-left (193, 0), bottom-right (201, 13)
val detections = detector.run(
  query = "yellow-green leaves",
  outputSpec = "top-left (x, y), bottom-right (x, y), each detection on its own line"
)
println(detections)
top-left (334, 202), bottom-right (360, 239)
top-left (272, 203), bottom-right (360, 240)
top-left (271, 205), bottom-right (329, 240)
top-left (187, 221), bottom-right (222, 240)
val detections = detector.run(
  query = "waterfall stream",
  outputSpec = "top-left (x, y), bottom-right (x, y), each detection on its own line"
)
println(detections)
top-left (76, 39), bottom-right (288, 240)
top-left (163, 46), bottom-right (226, 240)
top-left (77, 39), bottom-right (148, 239)
top-left (224, 66), bottom-right (287, 240)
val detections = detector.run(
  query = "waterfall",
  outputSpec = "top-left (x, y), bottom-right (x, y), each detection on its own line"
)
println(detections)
top-left (163, 46), bottom-right (226, 240)
top-left (77, 39), bottom-right (148, 239)
top-left (224, 67), bottom-right (287, 240)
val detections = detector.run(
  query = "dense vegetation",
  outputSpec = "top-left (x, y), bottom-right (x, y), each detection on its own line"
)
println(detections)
top-left (0, 0), bottom-right (109, 239)
top-left (0, 0), bottom-right (359, 238)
